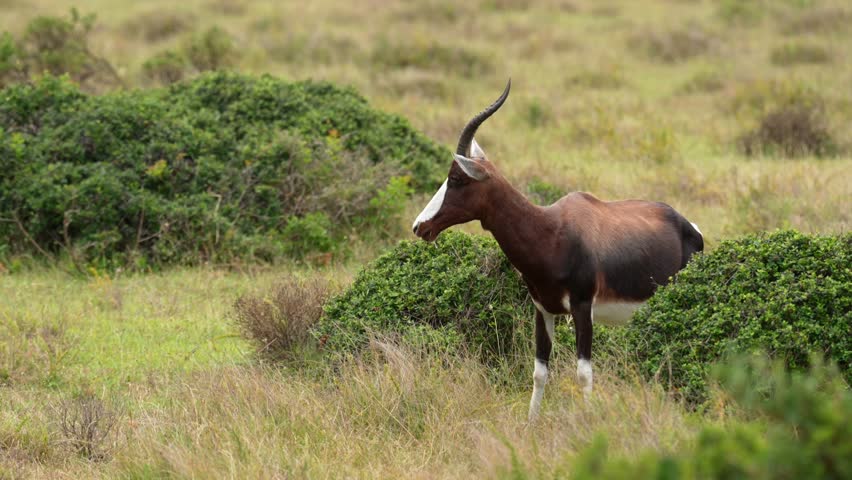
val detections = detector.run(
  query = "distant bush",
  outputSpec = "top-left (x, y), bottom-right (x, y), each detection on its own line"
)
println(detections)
top-left (730, 79), bottom-right (837, 157)
top-left (739, 105), bottom-right (836, 157)
top-left (779, 7), bottom-right (852, 35)
top-left (371, 38), bottom-right (493, 78)
top-left (716, 0), bottom-right (765, 26)
top-left (184, 26), bottom-right (235, 72)
top-left (125, 11), bottom-right (194, 42)
top-left (627, 230), bottom-right (851, 405)
top-left (1, 9), bottom-right (122, 91)
top-left (630, 26), bottom-right (714, 63)
top-left (317, 231), bottom-right (532, 361)
top-left (770, 43), bottom-right (831, 66)
top-left (0, 73), bottom-right (448, 267)
top-left (560, 355), bottom-right (852, 480)
top-left (564, 69), bottom-right (626, 90)
top-left (141, 50), bottom-right (187, 85)
top-left (677, 70), bottom-right (725, 95)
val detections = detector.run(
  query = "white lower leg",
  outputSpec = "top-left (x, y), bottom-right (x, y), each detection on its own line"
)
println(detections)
top-left (577, 359), bottom-right (593, 398)
top-left (528, 359), bottom-right (548, 420)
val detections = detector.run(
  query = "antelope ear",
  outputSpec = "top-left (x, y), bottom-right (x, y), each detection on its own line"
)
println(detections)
top-left (469, 138), bottom-right (487, 160)
top-left (453, 154), bottom-right (490, 181)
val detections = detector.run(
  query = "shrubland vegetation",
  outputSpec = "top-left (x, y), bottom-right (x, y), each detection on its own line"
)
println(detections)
top-left (0, 72), bottom-right (445, 269)
top-left (1, 0), bottom-right (851, 478)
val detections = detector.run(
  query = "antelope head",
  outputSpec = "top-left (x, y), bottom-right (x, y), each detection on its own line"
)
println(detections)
top-left (412, 80), bottom-right (511, 242)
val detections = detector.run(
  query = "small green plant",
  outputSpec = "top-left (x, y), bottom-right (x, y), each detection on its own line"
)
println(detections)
top-left (627, 230), bottom-right (851, 405)
top-left (317, 231), bottom-right (532, 361)
top-left (770, 43), bottom-right (831, 66)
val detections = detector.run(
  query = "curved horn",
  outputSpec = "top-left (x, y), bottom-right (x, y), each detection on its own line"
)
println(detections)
top-left (455, 79), bottom-right (511, 156)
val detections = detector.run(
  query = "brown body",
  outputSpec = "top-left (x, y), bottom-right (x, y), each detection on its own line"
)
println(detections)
top-left (412, 80), bottom-right (703, 420)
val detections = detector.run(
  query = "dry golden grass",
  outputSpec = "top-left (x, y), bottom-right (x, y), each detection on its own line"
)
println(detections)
top-left (3, 339), bottom-right (698, 479)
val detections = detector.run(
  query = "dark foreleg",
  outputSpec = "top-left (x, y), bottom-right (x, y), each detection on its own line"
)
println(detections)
top-left (571, 300), bottom-right (594, 397)
top-left (528, 306), bottom-right (555, 421)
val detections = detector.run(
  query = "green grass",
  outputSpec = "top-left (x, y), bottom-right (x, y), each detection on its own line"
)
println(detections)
top-left (1, 0), bottom-right (851, 477)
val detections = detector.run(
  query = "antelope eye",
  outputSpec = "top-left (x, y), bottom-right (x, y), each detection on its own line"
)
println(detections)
top-left (447, 173), bottom-right (468, 188)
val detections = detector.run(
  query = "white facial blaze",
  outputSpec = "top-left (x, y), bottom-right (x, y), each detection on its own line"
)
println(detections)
top-left (413, 179), bottom-right (448, 230)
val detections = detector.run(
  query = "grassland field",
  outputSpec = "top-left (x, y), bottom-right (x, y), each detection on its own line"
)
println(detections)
top-left (1, 0), bottom-right (851, 478)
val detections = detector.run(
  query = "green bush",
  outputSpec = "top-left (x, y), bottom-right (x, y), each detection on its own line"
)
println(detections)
top-left (1, 9), bottom-right (122, 91)
top-left (0, 72), bottom-right (448, 267)
top-left (317, 231), bottom-right (532, 361)
top-left (141, 50), bottom-right (187, 85)
top-left (555, 355), bottom-right (852, 480)
top-left (626, 230), bottom-right (851, 405)
top-left (184, 26), bottom-right (235, 72)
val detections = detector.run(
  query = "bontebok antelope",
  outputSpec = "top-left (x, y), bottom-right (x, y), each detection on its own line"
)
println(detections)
top-left (412, 80), bottom-right (704, 421)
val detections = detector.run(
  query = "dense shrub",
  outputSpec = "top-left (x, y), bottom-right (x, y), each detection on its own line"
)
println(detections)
top-left (627, 230), bottom-right (851, 405)
top-left (560, 355), bottom-right (852, 480)
top-left (0, 73), bottom-right (448, 267)
top-left (317, 231), bottom-right (532, 361)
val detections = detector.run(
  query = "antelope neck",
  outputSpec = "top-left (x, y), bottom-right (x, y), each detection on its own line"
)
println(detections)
top-left (479, 180), bottom-right (556, 278)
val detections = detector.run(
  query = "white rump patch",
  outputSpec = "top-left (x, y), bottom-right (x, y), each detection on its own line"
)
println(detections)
top-left (413, 179), bottom-right (448, 229)
top-left (690, 222), bottom-right (702, 236)
top-left (577, 359), bottom-right (593, 397)
top-left (591, 301), bottom-right (644, 326)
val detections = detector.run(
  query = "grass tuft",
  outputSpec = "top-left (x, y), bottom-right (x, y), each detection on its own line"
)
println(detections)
top-left (630, 25), bottom-right (714, 63)
top-left (770, 43), bottom-right (832, 66)
top-left (233, 275), bottom-right (337, 362)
